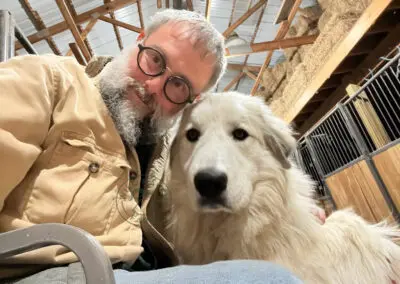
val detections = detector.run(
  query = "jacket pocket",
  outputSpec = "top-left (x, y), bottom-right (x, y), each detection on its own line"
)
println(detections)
top-left (22, 132), bottom-right (135, 237)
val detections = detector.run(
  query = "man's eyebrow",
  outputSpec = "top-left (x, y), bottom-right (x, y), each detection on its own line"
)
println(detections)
top-left (151, 44), bottom-right (196, 92)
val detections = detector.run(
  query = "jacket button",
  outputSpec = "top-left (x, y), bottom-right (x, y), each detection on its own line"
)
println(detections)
top-left (129, 171), bottom-right (138, 180)
top-left (88, 162), bottom-right (100, 173)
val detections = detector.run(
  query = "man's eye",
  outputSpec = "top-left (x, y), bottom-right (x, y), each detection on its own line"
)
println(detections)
top-left (152, 55), bottom-right (160, 64)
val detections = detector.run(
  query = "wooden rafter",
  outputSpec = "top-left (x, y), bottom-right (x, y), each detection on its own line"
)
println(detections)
top-left (69, 42), bottom-right (86, 65)
top-left (243, 69), bottom-right (258, 80)
top-left (104, 0), bottom-right (124, 50)
top-left (66, 17), bottom-right (98, 56)
top-left (250, 0), bottom-right (302, 95)
top-left (137, 0), bottom-right (145, 28)
top-left (157, 0), bottom-right (162, 8)
top-left (55, 0), bottom-right (91, 62)
top-left (15, 0), bottom-right (138, 50)
top-left (224, 72), bottom-right (246, 91)
top-left (98, 15), bottom-right (142, 33)
top-left (18, 0), bottom-right (61, 55)
top-left (274, 0), bottom-right (294, 24)
top-left (186, 0), bottom-right (194, 11)
top-left (205, 0), bottom-right (212, 21)
top-left (65, 0), bottom-right (94, 56)
top-left (166, 0), bottom-right (170, 8)
top-left (225, 34), bottom-right (318, 57)
top-left (228, 0), bottom-right (238, 27)
top-left (227, 63), bottom-right (261, 72)
top-left (233, 0), bottom-right (266, 90)
top-left (223, 0), bottom-right (267, 38)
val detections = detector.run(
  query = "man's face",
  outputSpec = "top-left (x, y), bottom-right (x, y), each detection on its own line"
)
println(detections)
top-left (125, 22), bottom-right (216, 118)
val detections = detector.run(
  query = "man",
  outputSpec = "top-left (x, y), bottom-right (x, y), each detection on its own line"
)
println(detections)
top-left (0, 9), bottom-right (301, 283)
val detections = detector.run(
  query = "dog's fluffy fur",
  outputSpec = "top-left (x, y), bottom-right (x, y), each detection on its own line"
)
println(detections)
top-left (164, 92), bottom-right (400, 283)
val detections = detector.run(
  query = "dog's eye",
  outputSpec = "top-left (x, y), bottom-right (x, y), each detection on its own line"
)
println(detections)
top-left (232, 128), bottom-right (249, 141)
top-left (186, 128), bottom-right (200, 142)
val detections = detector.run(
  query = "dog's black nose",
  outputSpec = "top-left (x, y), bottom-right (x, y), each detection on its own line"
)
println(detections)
top-left (194, 169), bottom-right (227, 199)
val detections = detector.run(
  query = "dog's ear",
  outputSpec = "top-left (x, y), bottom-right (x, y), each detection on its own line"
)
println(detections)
top-left (261, 105), bottom-right (297, 169)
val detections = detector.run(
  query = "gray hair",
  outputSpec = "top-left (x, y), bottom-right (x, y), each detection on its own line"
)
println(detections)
top-left (145, 9), bottom-right (226, 92)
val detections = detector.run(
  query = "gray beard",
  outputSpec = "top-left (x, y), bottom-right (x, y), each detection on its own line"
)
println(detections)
top-left (97, 49), bottom-right (178, 148)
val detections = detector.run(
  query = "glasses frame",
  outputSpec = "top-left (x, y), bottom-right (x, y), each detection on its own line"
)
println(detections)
top-left (137, 43), bottom-right (194, 105)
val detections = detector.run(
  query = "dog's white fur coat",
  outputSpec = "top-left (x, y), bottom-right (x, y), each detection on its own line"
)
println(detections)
top-left (163, 92), bottom-right (400, 284)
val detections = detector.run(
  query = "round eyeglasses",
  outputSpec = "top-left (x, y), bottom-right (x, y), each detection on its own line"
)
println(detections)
top-left (137, 44), bottom-right (194, 105)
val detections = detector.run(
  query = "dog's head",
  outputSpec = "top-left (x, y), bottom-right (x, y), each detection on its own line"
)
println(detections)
top-left (169, 92), bottom-right (296, 214)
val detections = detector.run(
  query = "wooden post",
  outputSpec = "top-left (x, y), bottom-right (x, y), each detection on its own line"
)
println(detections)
top-left (346, 84), bottom-right (390, 148)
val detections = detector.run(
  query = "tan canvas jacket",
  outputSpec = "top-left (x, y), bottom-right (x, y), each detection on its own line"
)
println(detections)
top-left (0, 54), bottom-right (177, 278)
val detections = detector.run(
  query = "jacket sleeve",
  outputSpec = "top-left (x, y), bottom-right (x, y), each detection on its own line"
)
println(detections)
top-left (0, 55), bottom-right (56, 211)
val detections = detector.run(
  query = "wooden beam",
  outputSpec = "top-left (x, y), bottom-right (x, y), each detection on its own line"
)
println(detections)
top-left (234, 1), bottom-right (267, 90)
top-left (104, 0), bottom-right (124, 51)
top-left (186, 0), bottom-right (193, 11)
top-left (224, 72), bottom-right (245, 91)
top-left (19, 0), bottom-right (62, 55)
top-left (250, 0), bottom-right (302, 95)
top-left (56, 0), bottom-right (91, 62)
top-left (274, 0), bottom-right (294, 24)
top-left (283, 0), bottom-right (393, 123)
top-left (205, 0), bottom-right (212, 21)
top-left (227, 63), bottom-right (261, 72)
top-left (66, 18), bottom-right (98, 56)
top-left (228, 0), bottom-right (238, 27)
top-left (297, 23), bottom-right (400, 136)
top-left (225, 34), bottom-right (318, 57)
top-left (98, 15), bottom-right (142, 33)
top-left (15, 0), bottom-right (138, 50)
top-left (65, 0), bottom-right (94, 56)
top-left (243, 69), bottom-right (258, 80)
top-left (157, 0), bottom-right (162, 8)
top-left (223, 0), bottom-right (267, 38)
top-left (137, 0), bottom-right (145, 28)
top-left (166, 0), bottom-right (169, 8)
top-left (69, 42), bottom-right (86, 65)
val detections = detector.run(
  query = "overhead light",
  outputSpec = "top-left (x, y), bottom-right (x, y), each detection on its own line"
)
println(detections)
top-left (225, 32), bottom-right (252, 56)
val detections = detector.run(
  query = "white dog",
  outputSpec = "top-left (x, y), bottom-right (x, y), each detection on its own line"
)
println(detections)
top-left (163, 92), bottom-right (400, 284)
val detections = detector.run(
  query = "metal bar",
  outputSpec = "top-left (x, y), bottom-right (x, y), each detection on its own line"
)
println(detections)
top-left (319, 123), bottom-right (343, 169)
top-left (336, 110), bottom-right (361, 160)
top-left (337, 104), bottom-right (369, 155)
top-left (374, 75), bottom-right (400, 137)
top-left (305, 137), bottom-right (337, 209)
top-left (324, 117), bottom-right (347, 166)
top-left (343, 51), bottom-right (400, 105)
top-left (331, 111), bottom-right (357, 162)
top-left (346, 101), bottom-right (375, 152)
top-left (14, 24), bottom-right (37, 55)
top-left (0, 10), bottom-right (14, 61)
top-left (365, 85), bottom-right (396, 139)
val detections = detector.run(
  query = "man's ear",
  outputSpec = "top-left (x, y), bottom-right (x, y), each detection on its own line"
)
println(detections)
top-left (137, 32), bottom-right (145, 42)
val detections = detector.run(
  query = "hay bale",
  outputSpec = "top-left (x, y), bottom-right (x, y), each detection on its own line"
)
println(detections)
top-left (318, 11), bottom-right (333, 32)
top-left (280, 64), bottom-right (309, 113)
top-left (317, 0), bottom-right (329, 10)
top-left (296, 16), bottom-right (311, 36)
top-left (298, 6), bottom-right (323, 23)
top-left (303, 15), bottom-right (358, 78)
top-left (272, 61), bottom-right (287, 84)
top-left (286, 52), bottom-right (302, 79)
top-left (328, 0), bottom-right (372, 14)
top-left (284, 27), bottom-right (298, 60)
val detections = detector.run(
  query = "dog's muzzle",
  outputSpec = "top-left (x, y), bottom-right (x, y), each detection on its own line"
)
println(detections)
top-left (194, 168), bottom-right (227, 207)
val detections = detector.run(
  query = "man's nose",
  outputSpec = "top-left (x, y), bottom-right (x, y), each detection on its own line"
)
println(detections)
top-left (144, 74), bottom-right (167, 96)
